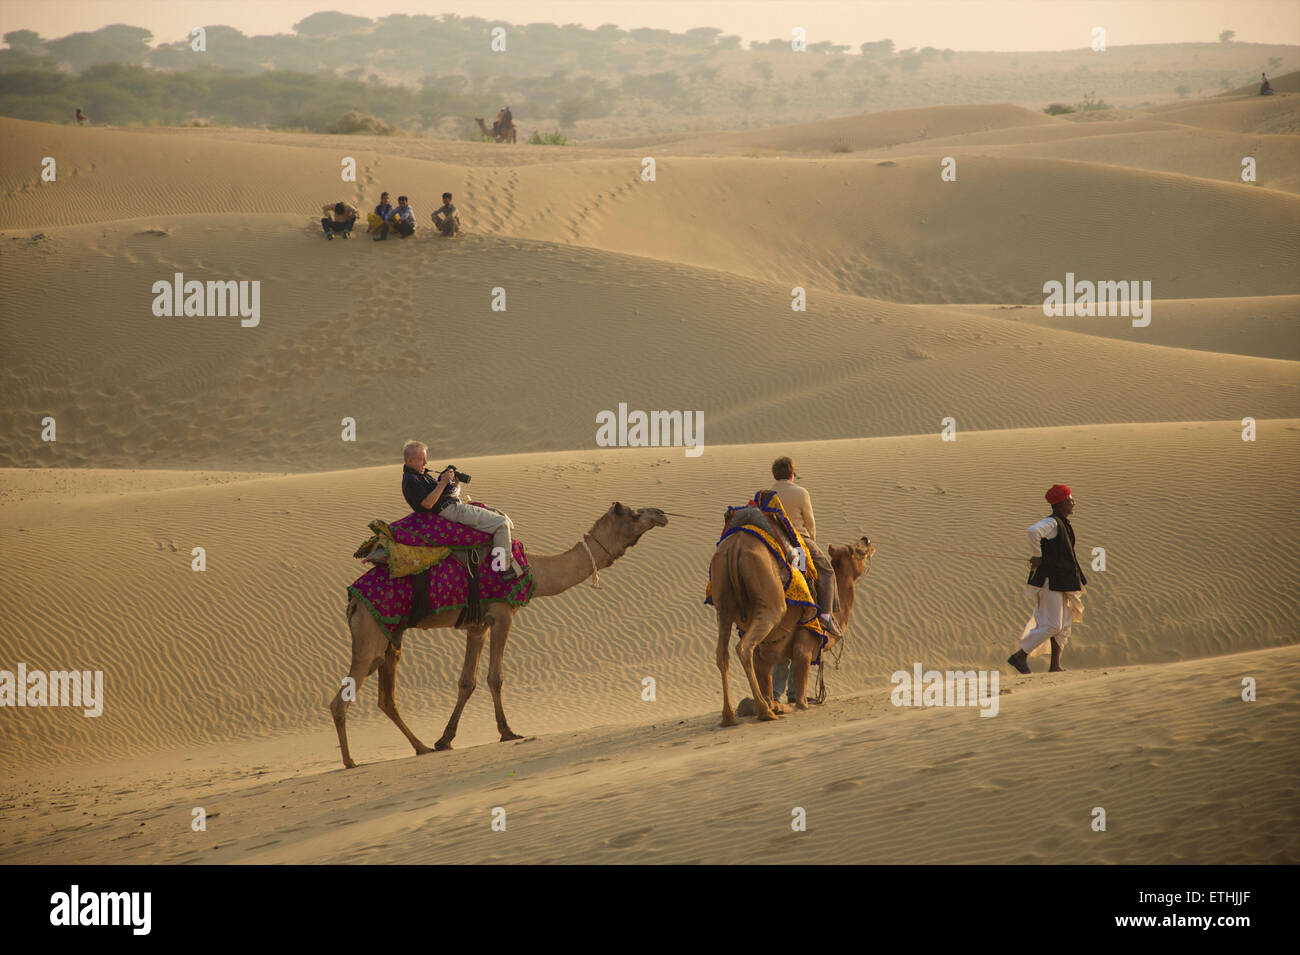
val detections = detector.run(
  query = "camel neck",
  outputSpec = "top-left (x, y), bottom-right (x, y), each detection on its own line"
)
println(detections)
top-left (529, 538), bottom-right (606, 598)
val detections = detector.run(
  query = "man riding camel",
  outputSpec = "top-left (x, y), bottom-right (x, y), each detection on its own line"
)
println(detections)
top-left (401, 440), bottom-right (524, 581)
top-left (768, 456), bottom-right (842, 638)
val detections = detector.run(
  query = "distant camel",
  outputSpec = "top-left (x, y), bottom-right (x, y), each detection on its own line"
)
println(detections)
top-left (710, 533), bottom-right (874, 724)
top-left (75, 108), bottom-right (87, 125)
top-left (475, 117), bottom-right (517, 143)
top-left (330, 502), bottom-right (667, 768)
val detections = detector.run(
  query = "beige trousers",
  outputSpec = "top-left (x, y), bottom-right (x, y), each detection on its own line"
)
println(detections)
top-left (439, 500), bottom-right (521, 574)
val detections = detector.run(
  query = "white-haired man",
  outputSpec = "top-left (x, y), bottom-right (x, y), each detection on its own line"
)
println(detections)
top-left (400, 440), bottom-right (524, 580)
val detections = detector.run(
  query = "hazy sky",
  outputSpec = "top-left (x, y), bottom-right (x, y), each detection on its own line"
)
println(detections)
top-left (2, 0), bottom-right (1297, 52)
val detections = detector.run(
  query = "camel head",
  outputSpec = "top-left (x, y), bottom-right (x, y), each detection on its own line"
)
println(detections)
top-left (588, 502), bottom-right (668, 559)
top-left (829, 536), bottom-right (875, 583)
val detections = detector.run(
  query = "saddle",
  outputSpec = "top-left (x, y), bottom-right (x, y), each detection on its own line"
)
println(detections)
top-left (722, 504), bottom-right (798, 550)
top-left (404, 544), bottom-right (495, 630)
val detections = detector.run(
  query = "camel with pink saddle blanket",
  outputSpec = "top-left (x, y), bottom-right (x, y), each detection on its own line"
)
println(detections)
top-left (332, 502), bottom-right (668, 769)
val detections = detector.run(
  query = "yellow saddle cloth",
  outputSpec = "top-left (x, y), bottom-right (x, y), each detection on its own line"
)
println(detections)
top-left (354, 519), bottom-right (451, 579)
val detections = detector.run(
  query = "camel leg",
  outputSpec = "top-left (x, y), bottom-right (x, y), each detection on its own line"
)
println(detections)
top-left (377, 643), bottom-right (432, 756)
top-left (485, 609), bottom-right (523, 742)
top-left (717, 614), bottom-right (737, 726)
top-left (330, 601), bottom-right (390, 769)
top-left (736, 609), bottom-right (783, 721)
top-left (753, 644), bottom-right (789, 714)
top-left (790, 631), bottom-right (818, 710)
top-left (434, 624), bottom-right (487, 751)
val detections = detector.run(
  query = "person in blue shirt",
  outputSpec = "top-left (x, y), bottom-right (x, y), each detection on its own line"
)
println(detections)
top-left (374, 195), bottom-right (415, 240)
top-left (367, 192), bottom-right (394, 234)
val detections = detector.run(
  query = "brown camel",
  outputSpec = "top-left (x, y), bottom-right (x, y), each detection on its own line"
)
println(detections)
top-left (710, 534), bottom-right (874, 725)
top-left (475, 117), bottom-right (517, 143)
top-left (330, 502), bottom-right (667, 768)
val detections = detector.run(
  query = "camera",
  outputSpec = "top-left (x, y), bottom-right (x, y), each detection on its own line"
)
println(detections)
top-left (443, 465), bottom-right (471, 484)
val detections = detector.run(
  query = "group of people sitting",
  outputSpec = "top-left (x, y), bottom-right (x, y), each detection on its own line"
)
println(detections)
top-left (320, 191), bottom-right (461, 241)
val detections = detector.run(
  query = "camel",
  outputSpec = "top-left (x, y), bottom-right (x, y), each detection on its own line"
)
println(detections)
top-left (330, 502), bottom-right (667, 768)
top-left (475, 117), bottom-right (517, 143)
top-left (710, 533), bottom-right (874, 725)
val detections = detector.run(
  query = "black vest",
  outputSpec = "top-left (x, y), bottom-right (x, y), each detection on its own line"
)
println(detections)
top-left (1027, 514), bottom-right (1087, 592)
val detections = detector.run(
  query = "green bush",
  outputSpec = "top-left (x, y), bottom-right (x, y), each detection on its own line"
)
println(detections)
top-left (529, 129), bottom-right (569, 145)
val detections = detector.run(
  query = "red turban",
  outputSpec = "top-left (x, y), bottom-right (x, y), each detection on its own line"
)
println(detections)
top-left (1045, 484), bottom-right (1072, 505)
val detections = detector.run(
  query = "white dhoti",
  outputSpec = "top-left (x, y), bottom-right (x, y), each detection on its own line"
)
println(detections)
top-left (1019, 584), bottom-right (1083, 654)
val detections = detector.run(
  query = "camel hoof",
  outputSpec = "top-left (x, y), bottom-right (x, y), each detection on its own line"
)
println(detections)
top-left (794, 701), bottom-right (809, 711)
top-left (500, 731), bottom-right (524, 742)
top-left (342, 758), bottom-right (357, 769)
top-left (720, 715), bottom-right (738, 727)
top-left (414, 745), bottom-right (434, 755)
top-left (771, 702), bottom-right (791, 715)
top-left (757, 708), bottom-right (780, 722)
top-left (434, 739), bottom-right (453, 751)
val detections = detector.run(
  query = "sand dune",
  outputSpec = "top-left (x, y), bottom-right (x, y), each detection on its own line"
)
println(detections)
top-left (1, 218), bottom-right (1296, 470)
top-left (1, 420), bottom-right (1296, 771)
top-left (1, 643), bottom-right (1294, 865)
top-left (943, 295), bottom-right (1300, 360)
top-left (1140, 93), bottom-right (1300, 135)
top-left (587, 103), bottom-right (1059, 154)
top-left (1, 85), bottom-right (1296, 865)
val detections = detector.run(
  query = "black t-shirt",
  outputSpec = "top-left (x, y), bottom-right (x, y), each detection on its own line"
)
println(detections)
top-left (402, 464), bottom-right (446, 513)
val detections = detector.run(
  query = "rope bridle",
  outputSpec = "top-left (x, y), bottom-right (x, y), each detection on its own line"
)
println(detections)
top-left (580, 530), bottom-right (617, 589)
top-left (814, 549), bottom-right (873, 704)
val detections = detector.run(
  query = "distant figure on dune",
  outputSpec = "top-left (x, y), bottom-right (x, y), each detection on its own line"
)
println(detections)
top-left (1008, 484), bottom-right (1086, 675)
top-left (1260, 73), bottom-right (1274, 95)
top-left (432, 192), bottom-right (461, 236)
top-left (366, 191), bottom-right (393, 234)
top-left (374, 195), bottom-right (415, 240)
top-left (320, 201), bottom-right (359, 239)
top-left (75, 108), bottom-right (87, 125)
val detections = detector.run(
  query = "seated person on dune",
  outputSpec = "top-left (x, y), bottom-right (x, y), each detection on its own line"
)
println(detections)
top-left (401, 440), bottom-right (524, 580)
top-left (1261, 73), bottom-right (1274, 95)
top-left (374, 195), bottom-right (415, 240)
top-left (366, 192), bottom-right (394, 233)
top-left (320, 201), bottom-right (359, 239)
top-left (432, 192), bottom-right (461, 236)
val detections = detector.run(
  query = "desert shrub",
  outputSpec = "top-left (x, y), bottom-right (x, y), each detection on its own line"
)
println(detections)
top-left (529, 129), bottom-right (569, 145)
top-left (1043, 103), bottom-right (1075, 115)
top-left (326, 109), bottom-right (394, 134)
top-left (1077, 91), bottom-right (1112, 111)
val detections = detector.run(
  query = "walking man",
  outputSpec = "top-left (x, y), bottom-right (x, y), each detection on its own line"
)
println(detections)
top-left (1008, 484), bottom-right (1086, 674)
